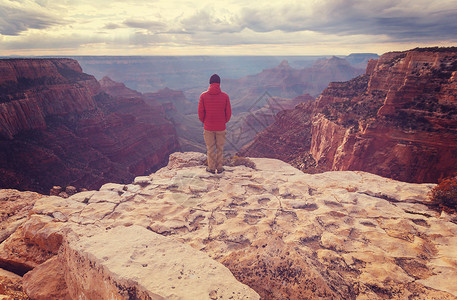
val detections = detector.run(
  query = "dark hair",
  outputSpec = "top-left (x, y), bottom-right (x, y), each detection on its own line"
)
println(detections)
top-left (209, 74), bottom-right (221, 84)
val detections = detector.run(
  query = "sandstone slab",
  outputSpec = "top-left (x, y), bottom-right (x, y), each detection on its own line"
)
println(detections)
top-left (0, 190), bottom-right (43, 243)
top-left (2, 152), bottom-right (457, 299)
top-left (60, 225), bottom-right (259, 299)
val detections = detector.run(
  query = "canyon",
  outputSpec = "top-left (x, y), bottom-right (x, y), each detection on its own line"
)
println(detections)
top-left (240, 47), bottom-right (457, 184)
top-left (1, 152), bottom-right (456, 299)
top-left (225, 56), bottom-right (364, 114)
top-left (3, 57), bottom-right (343, 192)
top-left (74, 54), bottom-right (376, 96)
top-left (211, 56), bottom-right (365, 152)
top-left (1, 50), bottom-right (457, 299)
top-left (0, 59), bottom-right (180, 194)
top-left (80, 55), bottom-right (366, 154)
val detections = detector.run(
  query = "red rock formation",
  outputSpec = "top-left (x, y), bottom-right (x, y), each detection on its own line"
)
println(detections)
top-left (241, 48), bottom-right (457, 183)
top-left (0, 59), bottom-right (99, 139)
top-left (236, 96), bottom-right (315, 158)
top-left (0, 189), bottom-right (43, 244)
top-left (0, 59), bottom-right (180, 193)
top-left (99, 76), bottom-right (142, 99)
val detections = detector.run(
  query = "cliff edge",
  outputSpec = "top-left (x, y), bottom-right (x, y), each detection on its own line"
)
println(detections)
top-left (1, 152), bottom-right (456, 299)
top-left (240, 47), bottom-right (457, 183)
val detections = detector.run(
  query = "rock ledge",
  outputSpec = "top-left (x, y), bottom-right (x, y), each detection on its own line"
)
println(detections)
top-left (1, 152), bottom-right (457, 299)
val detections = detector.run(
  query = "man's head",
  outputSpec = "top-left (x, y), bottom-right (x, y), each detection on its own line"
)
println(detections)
top-left (209, 74), bottom-right (221, 84)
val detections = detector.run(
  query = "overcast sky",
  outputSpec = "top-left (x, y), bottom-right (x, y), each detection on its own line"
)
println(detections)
top-left (1, 0), bottom-right (457, 56)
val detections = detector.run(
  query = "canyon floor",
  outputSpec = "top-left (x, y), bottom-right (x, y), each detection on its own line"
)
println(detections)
top-left (1, 152), bottom-right (457, 299)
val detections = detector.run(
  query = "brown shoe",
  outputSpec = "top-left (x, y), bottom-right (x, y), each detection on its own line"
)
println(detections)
top-left (206, 168), bottom-right (216, 174)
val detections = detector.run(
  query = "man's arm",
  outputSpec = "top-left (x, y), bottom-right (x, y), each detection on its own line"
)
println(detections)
top-left (198, 94), bottom-right (205, 123)
top-left (225, 95), bottom-right (231, 123)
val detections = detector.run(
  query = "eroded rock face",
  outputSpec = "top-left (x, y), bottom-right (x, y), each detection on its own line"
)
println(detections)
top-left (0, 189), bottom-right (43, 244)
top-left (241, 47), bottom-right (457, 184)
top-left (0, 59), bottom-right (180, 193)
top-left (1, 152), bottom-right (456, 299)
top-left (238, 100), bottom-right (315, 164)
top-left (0, 190), bottom-right (50, 299)
top-left (0, 268), bottom-right (29, 300)
top-left (0, 59), bottom-right (99, 139)
top-left (311, 48), bottom-right (457, 183)
top-left (23, 256), bottom-right (70, 300)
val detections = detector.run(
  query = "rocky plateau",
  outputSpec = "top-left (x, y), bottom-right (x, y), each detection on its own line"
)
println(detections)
top-left (1, 152), bottom-right (457, 299)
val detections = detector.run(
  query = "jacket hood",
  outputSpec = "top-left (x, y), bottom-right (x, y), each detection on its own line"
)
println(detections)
top-left (207, 83), bottom-right (221, 95)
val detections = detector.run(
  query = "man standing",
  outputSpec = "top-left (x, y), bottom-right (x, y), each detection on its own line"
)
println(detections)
top-left (198, 74), bottom-right (231, 174)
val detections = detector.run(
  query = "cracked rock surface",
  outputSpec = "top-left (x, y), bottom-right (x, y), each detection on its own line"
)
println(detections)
top-left (1, 152), bottom-right (457, 299)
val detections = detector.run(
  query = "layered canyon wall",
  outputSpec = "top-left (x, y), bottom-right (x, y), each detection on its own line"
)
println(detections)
top-left (0, 59), bottom-right (180, 193)
top-left (240, 48), bottom-right (457, 183)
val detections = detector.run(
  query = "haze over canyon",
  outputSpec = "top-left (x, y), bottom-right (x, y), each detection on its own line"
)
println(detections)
top-left (1, 53), bottom-right (376, 192)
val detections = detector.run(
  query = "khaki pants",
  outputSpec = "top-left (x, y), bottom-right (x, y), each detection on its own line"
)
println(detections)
top-left (203, 130), bottom-right (226, 170)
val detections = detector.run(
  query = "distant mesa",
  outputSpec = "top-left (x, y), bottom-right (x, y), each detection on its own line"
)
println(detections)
top-left (345, 53), bottom-right (380, 68)
top-left (144, 87), bottom-right (194, 114)
top-left (99, 76), bottom-right (142, 98)
top-left (277, 59), bottom-right (291, 68)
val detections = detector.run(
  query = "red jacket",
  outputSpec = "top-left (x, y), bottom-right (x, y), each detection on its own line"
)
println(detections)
top-left (198, 83), bottom-right (231, 131)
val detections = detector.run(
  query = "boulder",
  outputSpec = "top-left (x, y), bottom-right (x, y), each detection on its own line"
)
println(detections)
top-left (58, 225), bottom-right (259, 299)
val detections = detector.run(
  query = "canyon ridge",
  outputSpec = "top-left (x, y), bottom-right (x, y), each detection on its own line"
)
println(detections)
top-left (240, 47), bottom-right (457, 184)
top-left (1, 48), bottom-right (457, 299)
top-left (0, 58), bottom-right (180, 194)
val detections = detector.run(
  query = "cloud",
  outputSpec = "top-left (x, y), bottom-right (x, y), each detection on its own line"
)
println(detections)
top-left (103, 23), bottom-right (122, 30)
top-left (1, 0), bottom-right (456, 56)
top-left (126, 31), bottom-right (173, 46)
top-left (102, 19), bottom-right (166, 32)
top-left (179, 7), bottom-right (244, 33)
top-left (370, 11), bottom-right (457, 40)
top-left (1, 32), bottom-right (105, 50)
top-left (237, 0), bottom-right (457, 41)
top-left (239, 4), bottom-right (312, 33)
top-left (0, 2), bottom-right (65, 36)
top-left (123, 19), bottom-right (166, 31)
top-left (307, 1), bottom-right (457, 40)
